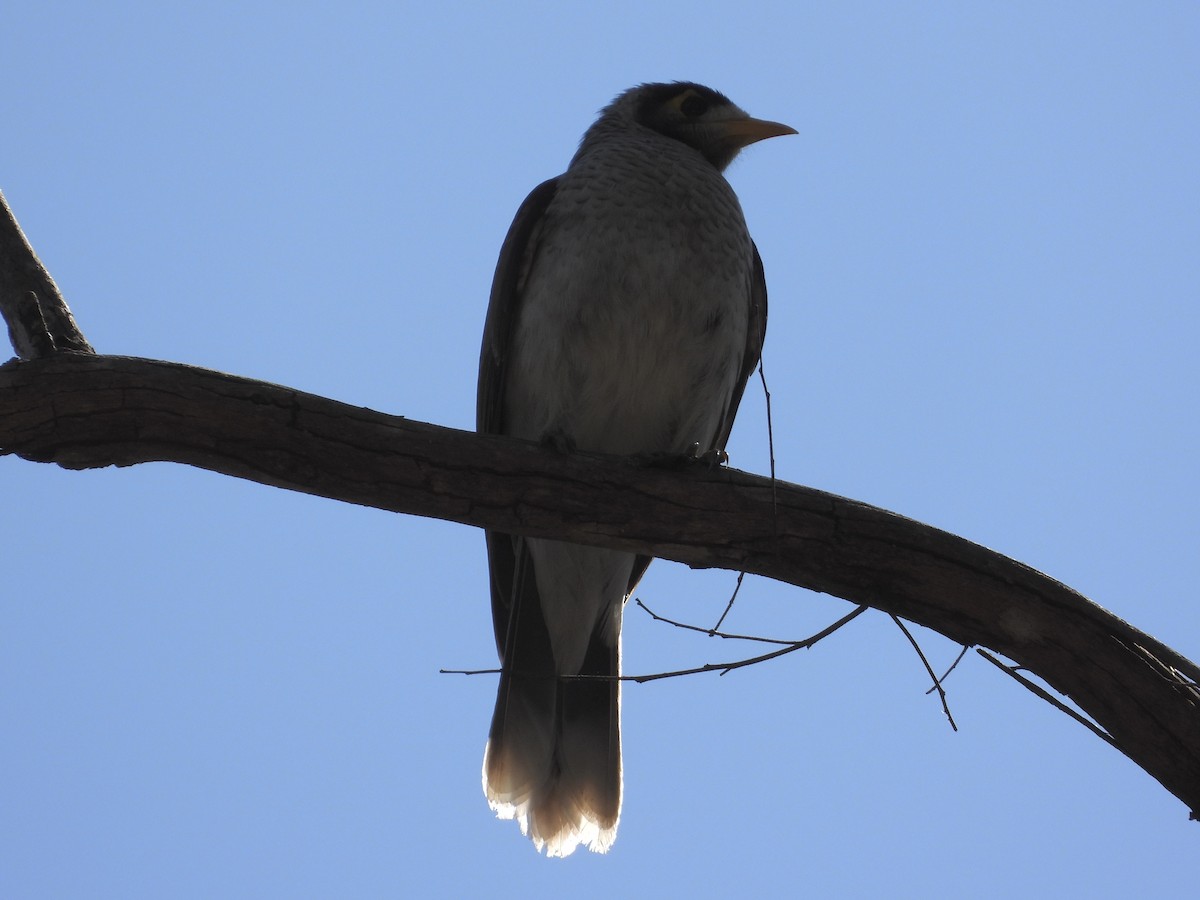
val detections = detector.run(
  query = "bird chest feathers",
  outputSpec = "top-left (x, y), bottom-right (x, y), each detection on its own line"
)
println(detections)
top-left (503, 142), bottom-right (754, 455)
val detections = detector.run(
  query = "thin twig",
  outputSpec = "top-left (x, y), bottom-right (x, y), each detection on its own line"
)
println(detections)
top-left (637, 596), bottom-right (801, 646)
top-left (892, 615), bottom-right (958, 732)
top-left (711, 571), bottom-right (746, 633)
top-left (758, 362), bottom-right (778, 530)
top-left (442, 604), bottom-right (868, 684)
top-left (976, 648), bottom-right (1118, 748)
top-left (925, 644), bottom-right (972, 695)
top-left (610, 604), bottom-right (866, 683)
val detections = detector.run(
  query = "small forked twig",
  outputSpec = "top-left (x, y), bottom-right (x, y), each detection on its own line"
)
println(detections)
top-left (711, 571), bottom-right (746, 633)
top-left (638, 596), bottom-right (807, 646)
top-left (440, 604), bottom-right (869, 684)
top-left (891, 615), bottom-right (958, 732)
top-left (616, 603), bottom-right (867, 683)
top-left (925, 643), bottom-right (972, 695)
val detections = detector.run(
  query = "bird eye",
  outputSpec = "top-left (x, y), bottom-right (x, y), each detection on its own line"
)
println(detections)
top-left (679, 94), bottom-right (710, 118)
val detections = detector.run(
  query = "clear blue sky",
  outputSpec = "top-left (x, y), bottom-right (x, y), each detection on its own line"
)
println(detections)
top-left (3, 3), bottom-right (1197, 897)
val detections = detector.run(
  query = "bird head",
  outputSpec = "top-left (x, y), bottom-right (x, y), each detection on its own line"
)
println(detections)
top-left (602, 82), bottom-right (796, 171)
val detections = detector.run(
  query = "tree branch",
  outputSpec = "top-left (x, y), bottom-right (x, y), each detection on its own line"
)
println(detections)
top-left (2, 189), bottom-right (1198, 823)
top-left (2, 350), bottom-right (1198, 816)
top-left (0, 189), bottom-right (92, 356)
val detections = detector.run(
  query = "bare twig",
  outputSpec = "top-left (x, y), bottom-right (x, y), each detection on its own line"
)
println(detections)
top-left (711, 571), bottom-right (746, 633)
top-left (441, 604), bottom-right (868, 684)
top-left (758, 361), bottom-right (778, 530)
top-left (637, 596), bottom-right (810, 646)
top-left (613, 603), bottom-right (867, 683)
top-left (977, 649), bottom-right (1118, 748)
top-left (925, 644), bottom-right (972, 695)
top-left (892, 615), bottom-right (958, 732)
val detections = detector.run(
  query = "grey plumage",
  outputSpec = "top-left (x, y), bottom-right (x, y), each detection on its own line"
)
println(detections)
top-left (477, 82), bottom-right (794, 856)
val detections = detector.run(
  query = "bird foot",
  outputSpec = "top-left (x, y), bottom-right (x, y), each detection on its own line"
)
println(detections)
top-left (693, 446), bottom-right (730, 467)
top-left (637, 444), bottom-right (729, 470)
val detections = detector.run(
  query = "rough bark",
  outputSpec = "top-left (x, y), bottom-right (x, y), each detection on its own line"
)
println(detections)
top-left (2, 188), bottom-right (1197, 823)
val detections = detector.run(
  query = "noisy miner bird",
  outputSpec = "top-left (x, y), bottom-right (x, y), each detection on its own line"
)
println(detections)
top-left (477, 82), bottom-right (795, 857)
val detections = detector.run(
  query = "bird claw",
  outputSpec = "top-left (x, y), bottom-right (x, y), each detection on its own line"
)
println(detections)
top-left (693, 447), bottom-right (729, 467)
top-left (636, 444), bottom-right (728, 470)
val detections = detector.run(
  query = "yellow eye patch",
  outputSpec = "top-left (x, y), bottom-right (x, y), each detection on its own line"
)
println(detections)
top-left (668, 88), bottom-right (711, 119)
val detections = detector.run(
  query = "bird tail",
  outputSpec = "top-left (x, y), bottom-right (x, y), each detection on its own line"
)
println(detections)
top-left (483, 628), bottom-right (622, 857)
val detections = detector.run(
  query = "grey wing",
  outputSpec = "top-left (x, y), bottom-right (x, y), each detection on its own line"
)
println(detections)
top-left (477, 177), bottom-right (559, 656)
top-left (624, 242), bottom-right (769, 598)
top-left (477, 177), bottom-right (559, 436)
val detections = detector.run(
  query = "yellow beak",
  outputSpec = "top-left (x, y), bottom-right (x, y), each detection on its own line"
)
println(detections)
top-left (720, 116), bottom-right (798, 149)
